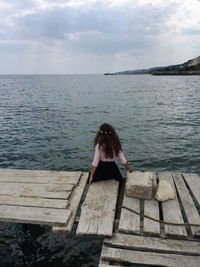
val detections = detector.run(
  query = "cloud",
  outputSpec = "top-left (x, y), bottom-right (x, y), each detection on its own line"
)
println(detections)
top-left (0, 0), bottom-right (200, 73)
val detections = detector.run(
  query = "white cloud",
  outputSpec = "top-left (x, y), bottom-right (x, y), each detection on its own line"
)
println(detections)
top-left (66, 30), bottom-right (102, 41)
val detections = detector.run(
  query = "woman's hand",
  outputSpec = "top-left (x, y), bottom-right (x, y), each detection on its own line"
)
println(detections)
top-left (123, 162), bottom-right (133, 173)
top-left (89, 175), bottom-right (93, 184)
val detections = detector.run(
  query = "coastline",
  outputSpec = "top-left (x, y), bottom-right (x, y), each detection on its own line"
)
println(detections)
top-left (104, 71), bottom-right (200, 76)
top-left (152, 71), bottom-right (200, 76)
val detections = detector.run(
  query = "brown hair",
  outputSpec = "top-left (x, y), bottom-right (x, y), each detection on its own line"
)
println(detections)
top-left (94, 123), bottom-right (122, 158)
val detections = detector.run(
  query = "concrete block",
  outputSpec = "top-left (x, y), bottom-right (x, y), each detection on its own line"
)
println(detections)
top-left (126, 171), bottom-right (153, 199)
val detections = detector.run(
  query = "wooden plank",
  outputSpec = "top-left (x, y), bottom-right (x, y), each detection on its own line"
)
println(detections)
top-left (143, 198), bottom-right (160, 235)
top-left (118, 194), bottom-right (140, 234)
top-left (99, 259), bottom-right (110, 265)
top-left (158, 172), bottom-right (187, 238)
top-left (182, 173), bottom-right (200, 206)
top-left (98, 259), bottom-right (112, 267)
top-left (0, 205), bottom-right (71, 225)
top-left (101, 246), bottom-right (200, 267)
top-left (0, 168), bottom-right (81, 176)
top-left (0, 182), bottom-right (73, 199)
top-left (0, 169), bottom-right (81, 185)
top-left (172, 172), bottom-right (200, 237)
top-left (0, 182), bottom-right (74, 192)
top-left (52, 172), bottom-right (88, 233)
top-left (99, 264), bottom-right (122, 267)
top-left (20, 191), bottom-right (71, 199)
top-left (0, 195), bottom-right (69, 209)
top-left (104, 233), bottom-right (200, 256)
top-left (76, 179), bottom-right (119, 237)
top-left (143, 172), bottom-right (160, 235)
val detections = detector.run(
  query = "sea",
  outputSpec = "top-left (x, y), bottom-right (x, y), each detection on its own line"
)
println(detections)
top-left (0, 74), bottom-right (200, 266)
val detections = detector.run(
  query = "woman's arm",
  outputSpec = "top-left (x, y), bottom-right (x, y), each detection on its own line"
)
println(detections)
top-left (123, 162), bottom-right (133, 173)
top-left (89, 165), bottom-right (96, 184)
top-left (118, 151), bottom-right (133, 172)
top-left (89, 144), bottom-right (100, 184)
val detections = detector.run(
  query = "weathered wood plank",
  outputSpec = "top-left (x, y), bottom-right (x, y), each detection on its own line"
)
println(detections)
top-left (52, 172), bottom-right (88, 233)
top-left (182, 173), bottom-right (200, 206)
top-left (118, 194), bottom-right (140, 234)
top-left (0, 169), bottom-right (81, 185)
top-left (20, 191), bottom-right (71, 199)
top-left (143, 172), bottom-right (160, 235)
top-left (98, 259), bottom-right (110, 265)
top-left (99, 265), bottom-right (122, 267)
top-left (98, 259), bottom-right (111, 267)
top-left (0, 195), bottom-right (69, 209)
top-left (0, 182), bottom-right (73, 199)
top-left (76, 179), bottom-right (119, 237)
top-left (158, 172), bottom-right (187, 238)
top-left (101, 246), bottom-right (200, 267)
top-left (0, 182), bottom-right (74, 193)
top-left (172, 172), bottom-right (200, 237)
top-left (0, 168), bottom-right (81, 176)
top-left (104, 233), bottom-right (200, 256)
top-left (0, 205), bottom-right (71, 225)
top-left (143, 199), bottom-right (160, 235)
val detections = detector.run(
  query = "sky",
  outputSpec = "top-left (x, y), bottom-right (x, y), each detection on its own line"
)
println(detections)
top-left (0, 0), bottom-right (200, 74)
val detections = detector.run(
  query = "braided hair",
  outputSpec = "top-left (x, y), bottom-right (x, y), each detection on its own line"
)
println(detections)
top-left (94, 123), bottom-right (122, 158)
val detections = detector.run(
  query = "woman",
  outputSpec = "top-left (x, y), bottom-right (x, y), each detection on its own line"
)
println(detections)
top-left (89, 123), bottom-right (133, 185)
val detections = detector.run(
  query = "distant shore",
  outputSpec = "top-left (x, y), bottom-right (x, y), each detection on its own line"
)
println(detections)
top-left (104, 71), bottom-right (200, 76)
top-left (152, 71), bottom-right (200, 76)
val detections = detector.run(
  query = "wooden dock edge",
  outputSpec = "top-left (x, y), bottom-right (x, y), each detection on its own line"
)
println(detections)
top-left (99, 232), bottom-right (200, 266)
top-left (52, 172), bottom-right (88, 233)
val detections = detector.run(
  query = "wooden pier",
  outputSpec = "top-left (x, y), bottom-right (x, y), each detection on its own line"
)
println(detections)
top-left (98, 172), bottom-right (200, 266)
top-left (0, 169), bottom-right (200, 266)
top-left (0, 169), bottom-right (88, 230)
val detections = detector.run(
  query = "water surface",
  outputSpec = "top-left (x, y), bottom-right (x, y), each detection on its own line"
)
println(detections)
top-left (0, 74), bottom-right (200, 266)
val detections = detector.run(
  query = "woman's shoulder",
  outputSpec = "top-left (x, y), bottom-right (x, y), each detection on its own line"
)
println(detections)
top-left (95, 143), bottom-right (102, 150)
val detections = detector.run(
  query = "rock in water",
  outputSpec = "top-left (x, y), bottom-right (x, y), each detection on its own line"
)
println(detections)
top-left (155, 180), bottom-right (176, 202)
top-left (126, 171), bottom-right (153, 199)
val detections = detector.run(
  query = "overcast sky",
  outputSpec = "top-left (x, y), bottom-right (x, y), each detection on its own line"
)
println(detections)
top-left (0, 0), bottom-right (200, 74)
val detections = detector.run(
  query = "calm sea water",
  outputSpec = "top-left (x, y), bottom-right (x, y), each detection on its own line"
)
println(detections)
top-left (0, 74), bottom-right (200, 266)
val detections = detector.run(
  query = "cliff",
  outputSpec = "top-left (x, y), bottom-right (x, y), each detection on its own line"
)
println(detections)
top-left (105, 56), bottom-right (200, 75)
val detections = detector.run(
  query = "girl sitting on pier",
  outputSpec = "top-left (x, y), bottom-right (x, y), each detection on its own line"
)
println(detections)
top-left (89, 123), bottom-right (133, 185)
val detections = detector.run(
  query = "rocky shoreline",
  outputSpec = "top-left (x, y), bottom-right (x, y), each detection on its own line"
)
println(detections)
top-left (152, 71), bottom-right (200, 76)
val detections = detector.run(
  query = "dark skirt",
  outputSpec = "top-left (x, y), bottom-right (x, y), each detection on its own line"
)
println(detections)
top-left (92, 160), bottom-right (123, 185)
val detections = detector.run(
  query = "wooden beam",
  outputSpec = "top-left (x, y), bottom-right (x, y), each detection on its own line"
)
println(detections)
top-left (143, 172), bottom-right (160, 235)
top-left (0, 169), bottom-right (81, 185)
top-left (118, 194), bottom-right (140, 234)
top-left (182, 173), bottom-right (200, 206)
top-left (0, 205), bottom-right (71, 225)
top-left (101, 246), bottom-right (200, 267)
top-left (0, 195), bottom-right (69, 209)
top-left (104, 233), bottom-right (200, 256)
top-left (0, 168), bottom-right (81, 176)
top-left (76, 179), bottom-right (119, 237)
top-left (0, 182), bottom-right (73, 199)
